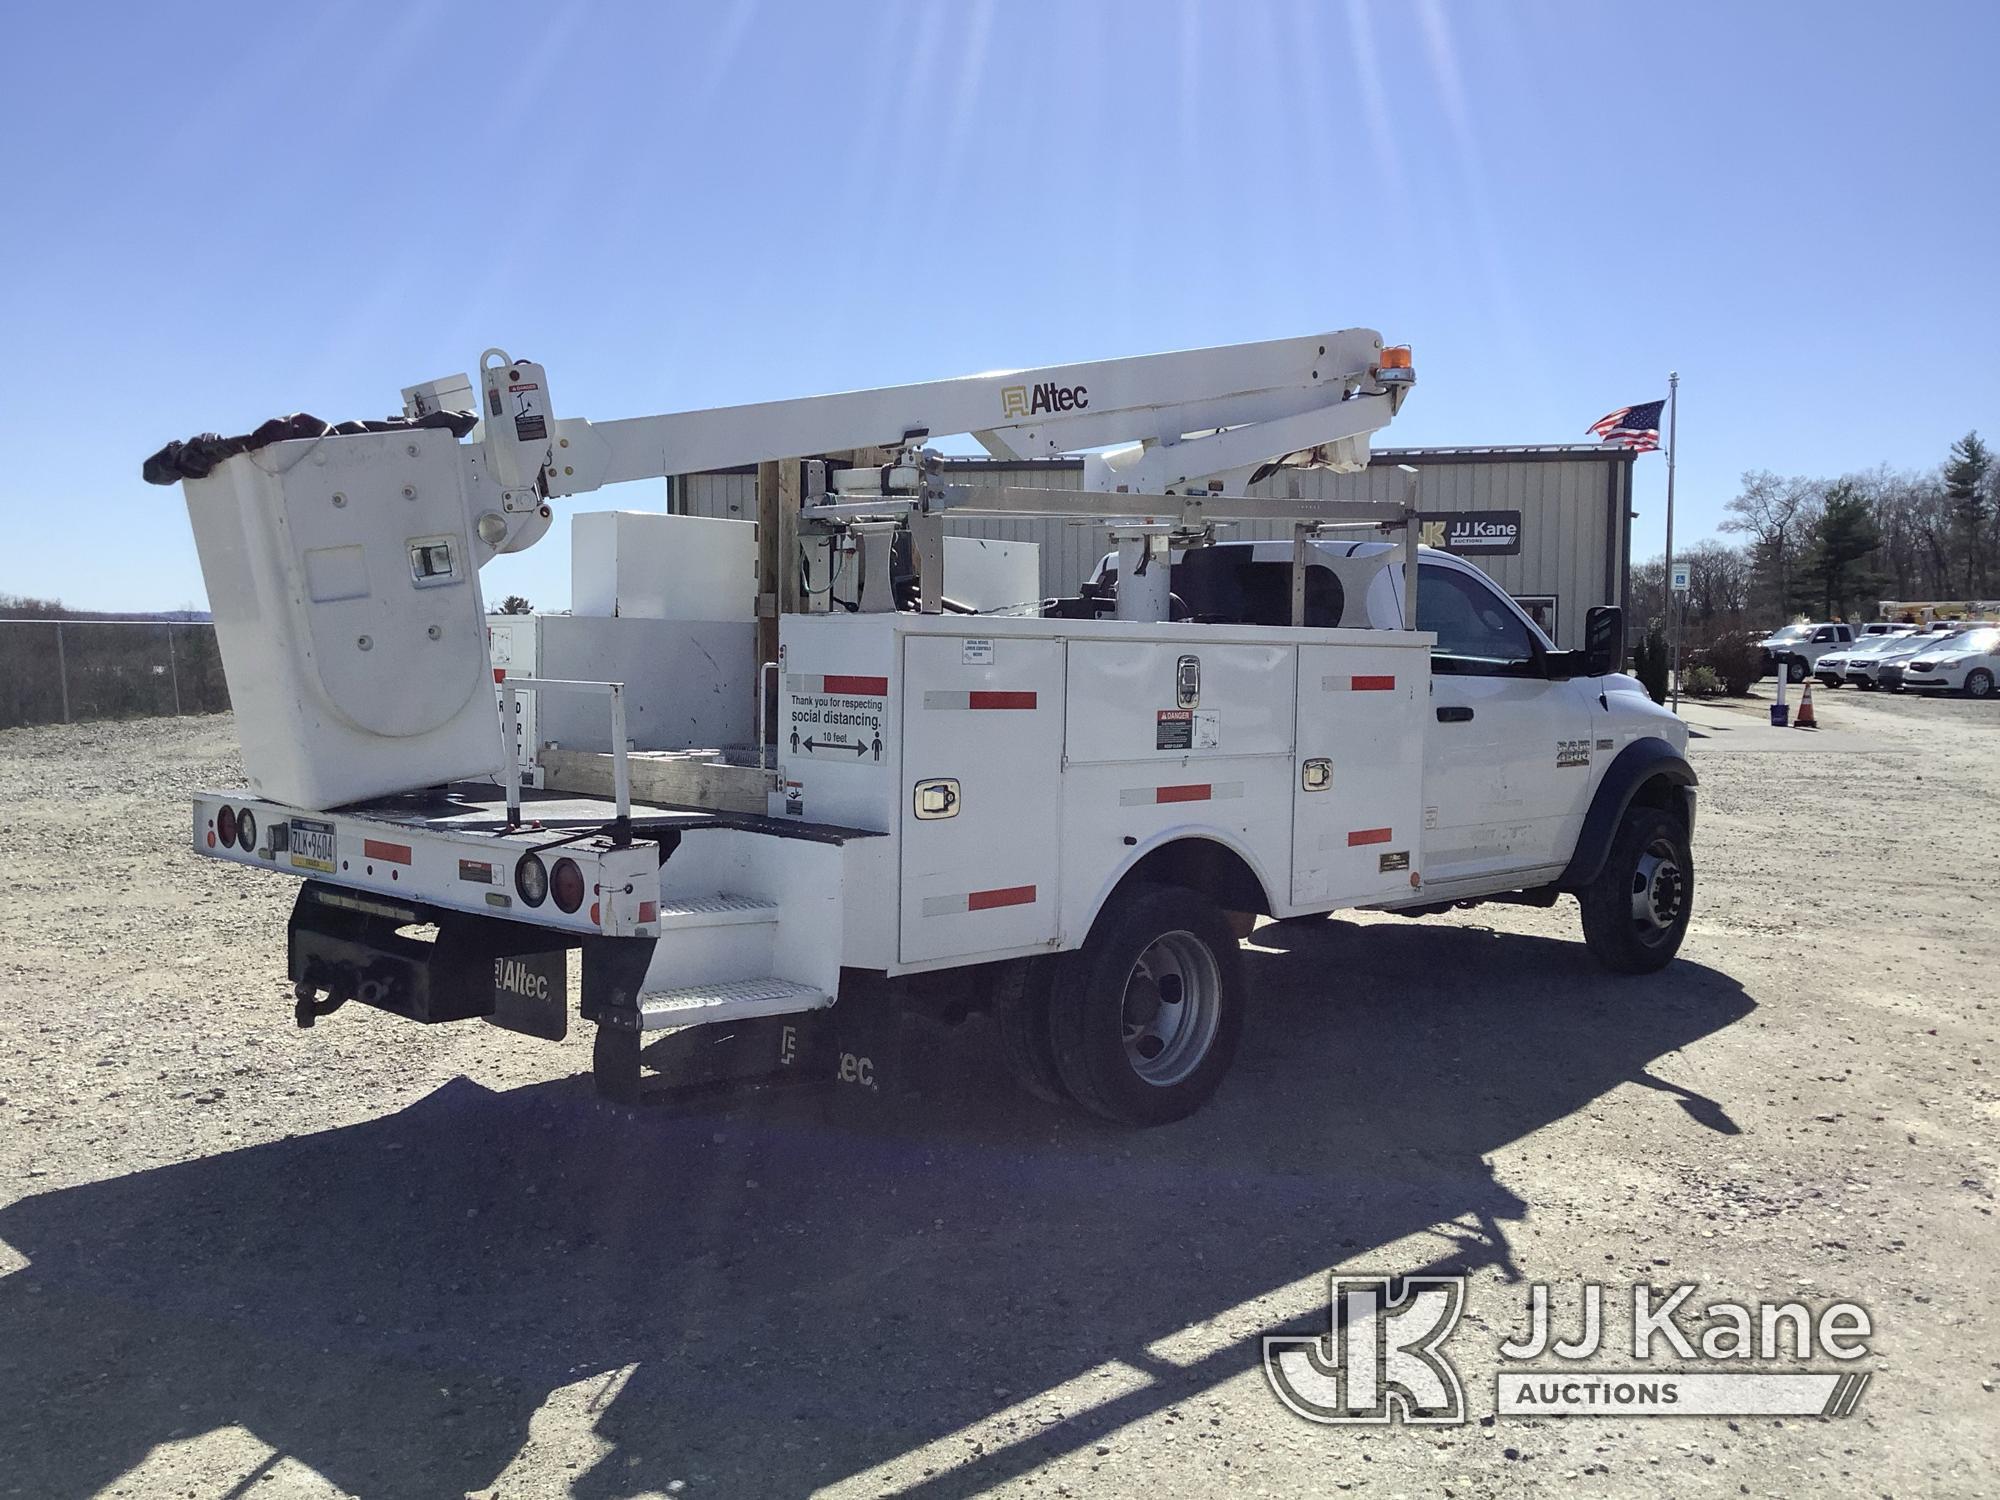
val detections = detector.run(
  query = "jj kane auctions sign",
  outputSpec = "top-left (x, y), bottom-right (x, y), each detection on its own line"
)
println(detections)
top-left (1417, 510), bottom-right (1522, 556)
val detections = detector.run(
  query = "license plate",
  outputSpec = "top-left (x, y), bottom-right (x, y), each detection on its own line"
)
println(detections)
top-left (289, 816), bottom-right (336, 873)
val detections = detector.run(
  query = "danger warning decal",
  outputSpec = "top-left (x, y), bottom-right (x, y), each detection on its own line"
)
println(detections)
top-left (1156, 708), bottom-right (1221, 751)
top-left (786, 673), bottom-right (887, 765)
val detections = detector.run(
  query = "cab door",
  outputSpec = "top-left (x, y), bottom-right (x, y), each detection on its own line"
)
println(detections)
top-left (1411, 563), bottom-right (1595, 884)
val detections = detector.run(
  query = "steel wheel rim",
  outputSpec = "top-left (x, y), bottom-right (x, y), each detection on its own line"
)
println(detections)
top-left (1120, 930), bottom-right (1221, 1087)
top-left (1969, 671), bottom-right (1993, 699)
top-left (1629, 836), bottom-right (1687, 946)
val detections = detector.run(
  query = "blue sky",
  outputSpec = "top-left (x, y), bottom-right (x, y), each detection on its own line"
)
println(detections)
top-left (3, 1), bottom-right (1995, 612)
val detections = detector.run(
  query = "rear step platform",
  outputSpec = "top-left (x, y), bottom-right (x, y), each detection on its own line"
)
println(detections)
top-left (621, 976), bottom-right (830, 1032)
top-left (653, 895), bottom-right (781, 929)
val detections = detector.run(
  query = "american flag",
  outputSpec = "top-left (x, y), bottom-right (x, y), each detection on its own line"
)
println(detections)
top-left (1587, 398), bottom-right (1665, 452)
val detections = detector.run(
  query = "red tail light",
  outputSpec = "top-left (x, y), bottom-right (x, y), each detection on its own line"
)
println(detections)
top-left (551, 858), bottom-right (586, 914)
top-left (216, 805), bottom-right (237, 849)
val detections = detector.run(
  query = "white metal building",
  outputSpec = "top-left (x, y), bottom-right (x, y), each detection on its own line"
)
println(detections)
top-left (670, 444), bottom-right (1634, 649)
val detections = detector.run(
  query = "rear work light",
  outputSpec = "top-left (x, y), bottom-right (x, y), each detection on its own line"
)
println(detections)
top-left (515, 853), bottom-right (549, 907)
top-left (551, 857), bottom-right (586, 914)
top-left (216, 804), bottom-right (237, 849)
top-left (236, 807), bottom-right (257, 853)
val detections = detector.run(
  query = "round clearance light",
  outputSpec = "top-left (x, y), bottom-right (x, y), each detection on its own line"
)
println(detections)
top-left (516, 853), bottom-right (549, 907)
top-left (551, 857), bottom-right (586, 914)
top-left (236, 808), bottom-right (258, 853)
top-left (216, 805), bottom-right (238, 849)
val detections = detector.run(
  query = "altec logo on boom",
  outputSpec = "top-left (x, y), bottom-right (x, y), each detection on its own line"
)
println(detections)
top-left (1001, 382), bottom-right (1089, 419)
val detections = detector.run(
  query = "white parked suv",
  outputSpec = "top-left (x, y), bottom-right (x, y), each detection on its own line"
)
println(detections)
top-left (1759, 622), bottom-right (1855, 682)
top-left (1897, 626), bottom-right (2000, 698)
top-left (1815, 629), bottom-right (1917, 687)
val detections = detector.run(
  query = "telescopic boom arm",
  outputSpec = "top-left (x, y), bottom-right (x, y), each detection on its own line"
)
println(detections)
top-left (413, 329), bottom-right (1414, 558)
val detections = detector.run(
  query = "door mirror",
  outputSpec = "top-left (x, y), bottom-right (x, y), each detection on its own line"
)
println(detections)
top-left (1584, 605), bottom-right (1624, 677)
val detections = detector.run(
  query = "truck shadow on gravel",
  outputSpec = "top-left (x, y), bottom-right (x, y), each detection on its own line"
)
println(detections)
top-left (0, 920), bottom-right (1752, 1499)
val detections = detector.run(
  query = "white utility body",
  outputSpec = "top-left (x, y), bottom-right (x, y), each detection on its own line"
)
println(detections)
top-left (155, 329), bottom-right (1697, 1122)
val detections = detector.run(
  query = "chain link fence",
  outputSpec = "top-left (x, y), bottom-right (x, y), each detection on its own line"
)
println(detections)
top-left (0, 621), bottom-right (231, 729)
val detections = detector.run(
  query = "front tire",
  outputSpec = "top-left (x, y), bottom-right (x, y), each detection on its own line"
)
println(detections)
top-left (1965, 669), bottom-right (1995, 700)
top-left (1048, 884), bottom-right (1243, 1125)
top-left (1579, 806), bottom-right (1693, 975)
top-left (1786, 658), bottom-right (1807, 684)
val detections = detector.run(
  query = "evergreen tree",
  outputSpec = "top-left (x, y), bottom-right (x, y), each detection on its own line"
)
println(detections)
top-left (1944, 432), bottom-right (1992, 595)
top-left (1798, 481), bottom-right (1885, 619)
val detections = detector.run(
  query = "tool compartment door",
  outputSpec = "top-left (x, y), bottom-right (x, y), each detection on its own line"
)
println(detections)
top-left (1291, 644), bottom-right (1428, 906)
top-left (899, 634), bottom-right (1066, 965)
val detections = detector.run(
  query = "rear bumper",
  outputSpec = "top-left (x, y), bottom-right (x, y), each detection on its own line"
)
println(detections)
top-left (288, 882), bottom-right (583, 1036)
top-left (194, 789), bottom-right (661, 939)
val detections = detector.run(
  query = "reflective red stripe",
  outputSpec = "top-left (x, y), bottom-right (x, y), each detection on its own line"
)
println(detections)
top-left (638, 901), bottom-right (657, 923)
top-left (1156, 784), bottom-right (1211, 803)
top-left (363, 838), bottom-right (412, 865)
top-left (967, 884), bottom-right (1036, 910)
top-left (969, 690), bottom-right (1037, 710)
top-left (493, 668), bottom-right (506, 682)
top-left (1351, 675), bottom-right (1396, 691)
top-left (1347, 827), bottom-right (1393, 847)
top-left (822, 674), bottom-right (889, 696)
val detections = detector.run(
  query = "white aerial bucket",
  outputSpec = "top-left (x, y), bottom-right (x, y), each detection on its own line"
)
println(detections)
top-left (180, 428), bottom-right (504, 807)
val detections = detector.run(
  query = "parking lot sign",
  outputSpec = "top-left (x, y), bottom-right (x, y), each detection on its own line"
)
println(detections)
top-left (1671, 563), bottom-right (1691, 593)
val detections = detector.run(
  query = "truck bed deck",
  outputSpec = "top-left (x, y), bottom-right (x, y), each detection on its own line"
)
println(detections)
top-left (335, 781), bottom-right (881, 846)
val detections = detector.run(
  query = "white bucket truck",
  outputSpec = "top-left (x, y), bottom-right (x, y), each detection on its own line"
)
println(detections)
top-left (148, 331), bottom-right (1694, 1123)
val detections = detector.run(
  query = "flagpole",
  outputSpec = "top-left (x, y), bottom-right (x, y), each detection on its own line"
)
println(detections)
top-left (1665, 371), bottom-right (1680, 712)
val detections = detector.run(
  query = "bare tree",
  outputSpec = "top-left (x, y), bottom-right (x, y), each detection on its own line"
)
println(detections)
top-left (1681, 539), bottom-right (1750, 624)
top-left (1719, 471), bottom-right (1818, 616)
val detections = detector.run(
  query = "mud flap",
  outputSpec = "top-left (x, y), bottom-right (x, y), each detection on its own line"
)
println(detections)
top-left (588, 972), bottom-right (913, 1107)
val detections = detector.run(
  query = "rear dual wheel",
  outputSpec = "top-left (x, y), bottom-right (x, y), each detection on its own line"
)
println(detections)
top-left (999, 885), bottom-right (1244, 1126)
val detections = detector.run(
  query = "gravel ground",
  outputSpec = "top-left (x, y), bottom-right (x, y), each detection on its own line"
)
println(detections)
top-left (1, 691), bottom-right (1995, 1499)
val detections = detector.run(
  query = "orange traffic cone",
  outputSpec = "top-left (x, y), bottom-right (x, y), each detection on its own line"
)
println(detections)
top-left (1795, 680), bottom-right (1818, 729)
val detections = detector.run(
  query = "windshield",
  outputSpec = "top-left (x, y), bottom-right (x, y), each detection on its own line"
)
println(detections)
top-left (1917, 628), bottom-right (1997, 656)
top-left (1765, 624), bottom-right (1813, 642)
